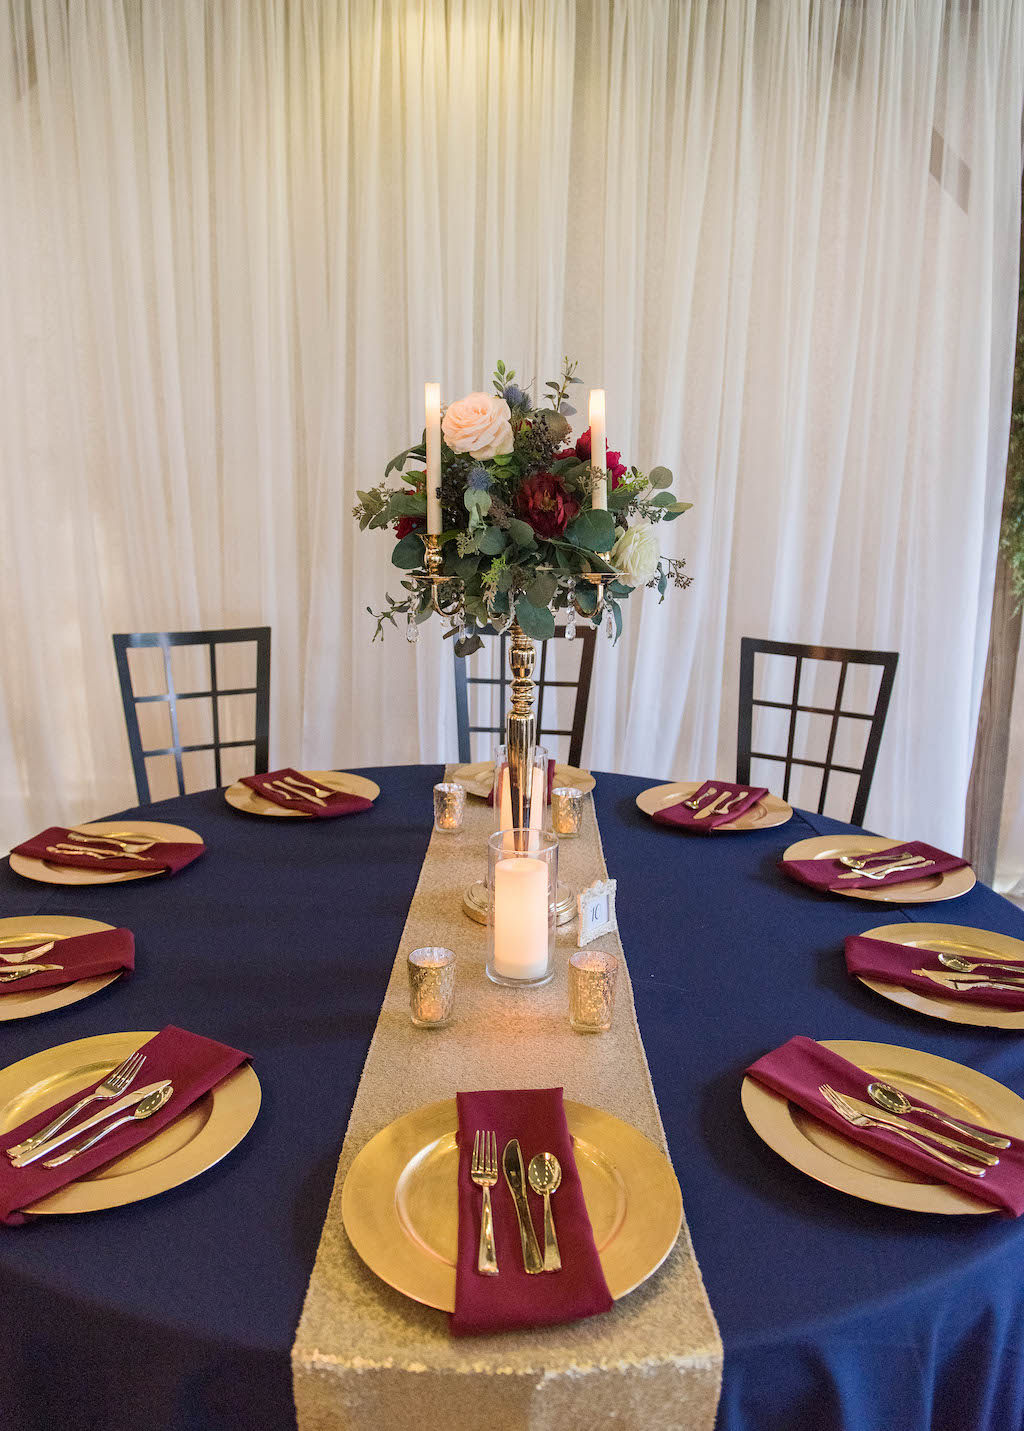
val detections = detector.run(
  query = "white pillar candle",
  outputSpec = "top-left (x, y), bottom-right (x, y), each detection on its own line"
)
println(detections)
top-left (425, 381), bottom-right (442, 535)
top-left (492, 856), bottom-right (550, 980)
top-left (588, 388), bottom-right (607, 511)
top-left (498, 763), bottom-right (545, 833)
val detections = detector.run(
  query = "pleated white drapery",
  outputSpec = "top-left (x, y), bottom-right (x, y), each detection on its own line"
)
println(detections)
top-left (0, 0), bottom-right (1021, 854)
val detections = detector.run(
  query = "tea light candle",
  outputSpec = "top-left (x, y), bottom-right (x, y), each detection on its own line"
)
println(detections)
top-left (493, 856), bottom-right (549, 980)
top-left (408, 946), bottom-right (456, 1027)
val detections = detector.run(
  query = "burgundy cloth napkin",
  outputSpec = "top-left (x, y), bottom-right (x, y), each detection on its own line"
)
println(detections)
top-left (11, 827), bottom-right (205, 875)
top-left (485, 760), bottom-right (557, 808)
top-left (240, 768), bottom-right (373, 819)
top-left (780, 841), bottom-right (969, 892)
top-left (746, 1035), bottom-right (1024, 1215)
top-left (0, 927), bottom-right (134, 995)
top-left (452, 1087), bottom-right (613, 1335)
top-left (845, 934), bottom-right (1024, 1010)
top-left (0, 1025), bottom-right (249, 1225)
top-left (652, 780), bottom-right (768, 833)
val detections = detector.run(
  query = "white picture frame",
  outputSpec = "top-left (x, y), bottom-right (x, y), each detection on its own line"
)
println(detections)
top-left (577, 877), bottom-right (618, 947)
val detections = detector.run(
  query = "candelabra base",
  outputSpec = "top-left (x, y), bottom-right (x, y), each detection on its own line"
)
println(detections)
top-left (462, 880), bottom-right (576, 928)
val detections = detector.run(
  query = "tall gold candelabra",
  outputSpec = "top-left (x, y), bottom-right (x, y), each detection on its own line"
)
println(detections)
top-left (420, 535), bottom-right (611, 835)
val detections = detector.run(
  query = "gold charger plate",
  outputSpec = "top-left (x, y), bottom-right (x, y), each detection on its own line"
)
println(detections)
top-left (856, 922), bottom-right (1024, 1030)
top-left (342, 1098), bottom-right (682, 1311)
top-left (636, 781), bottom-right (793, 832)
top-left (741, 1038), bottom-right (1024, 1214)
top-left (0, 916), bottom-right (124, 1021)
top-left (0, 1030), bottom-right (261, 1214)
top-left (782, 834), bottom-right (976, 904)
top-left (9, 821), bottom-right (205, 887)
top-left (224, 770), bottom-right (380, 818)
top-left (452, 761), bottom-right (596, 800)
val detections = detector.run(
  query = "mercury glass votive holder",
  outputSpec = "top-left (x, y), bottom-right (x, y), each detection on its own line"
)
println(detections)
top-left (568, 949), bottom-right (619, 1032)
top-left (433, 782), bottom-right (466, 832)
top-left (408, 947), bottom-right (456, 1027)
top-left (551, 786), bottom-right (584, 838)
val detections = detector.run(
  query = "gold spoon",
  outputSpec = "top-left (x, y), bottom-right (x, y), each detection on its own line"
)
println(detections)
top-left (527, 1152), bottom-right (562, 1272)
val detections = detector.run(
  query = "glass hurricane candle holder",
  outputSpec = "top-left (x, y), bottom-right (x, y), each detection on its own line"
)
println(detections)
top-left (407, 947), bottom-right (456, 1027)
top-left (568, 949), bottom-right (618, 1032)
top-left (493, 743), bottom-right (548, 832)
top-left (551, 786), bottom-right (584, 838)
top-left (433, 782), bottom-right (466, 832)
top-left (486, 828), bottom-right (558, 987)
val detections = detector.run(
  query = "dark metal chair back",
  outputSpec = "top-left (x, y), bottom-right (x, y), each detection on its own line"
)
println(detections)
top-left (737, 637), bottom-right (898, 826)
top-left (112, 627), bottom-right (271, 803)
top-left (454, 626), bottom-right (597, 767)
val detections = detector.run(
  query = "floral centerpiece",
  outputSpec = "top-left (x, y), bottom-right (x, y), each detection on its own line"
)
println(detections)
top-left (354, 359), bottom-right (692, 654)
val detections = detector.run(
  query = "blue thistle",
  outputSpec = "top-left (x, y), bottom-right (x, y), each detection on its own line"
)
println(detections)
top-left (502, 383), bottom-right (529, 410)
top-left (467, 465), bottom-right (493, 492)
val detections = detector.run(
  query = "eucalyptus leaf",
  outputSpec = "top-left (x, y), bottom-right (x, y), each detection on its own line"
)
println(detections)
top-left (490, 590), bottom-right (510, 615)
top-left (450, 553), bottom-right (481, 580)
top-left (573, 584), bottom-right (599, 614)
top-left (477, 526), bottom-right (508, 555)
top-left (608, 485), bottom-right (632, 510)
top-left (648, 466), bottom-right (673, 489)
top-left (455, 634), bottom-right (485, 659)
top-left (508, 518), bottom-right (536, 548)
top-left (566, 508), bottom-right (616, 552)
top-left (663, 501), bottom-right (693, 517)
top-left (608, 599), bottom-right (623, 643)
top-left (651, 492), bottom-right (677, 507)
top-left (526, 572), bottom-right (558, 608)
top-left (391, 533), bottom-right (425, 570)
top-left (390, 492), bottom-right (427, 517)
top-left (608, 580), bottom-right (633, 597)
top-left (514, 596), bottom-right (556, 640)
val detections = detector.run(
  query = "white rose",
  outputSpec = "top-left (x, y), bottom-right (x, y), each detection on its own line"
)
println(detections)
top-left (610, 522), bottom-right (660, 587)
top-left (441, 392), bottom-right (514, 461)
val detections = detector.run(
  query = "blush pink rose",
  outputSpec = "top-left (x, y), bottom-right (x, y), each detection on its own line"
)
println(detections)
top-left (441, 392), bottom-right (514, 461)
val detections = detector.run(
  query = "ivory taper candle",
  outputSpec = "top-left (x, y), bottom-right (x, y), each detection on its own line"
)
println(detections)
top-left (425, 382), bottom-right (442, 534)
top-left (588, 388), bottom-right (607, 510)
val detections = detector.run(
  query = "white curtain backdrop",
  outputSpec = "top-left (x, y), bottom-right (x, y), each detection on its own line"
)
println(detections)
top-left (0, 0), bottom-right (1021, 852)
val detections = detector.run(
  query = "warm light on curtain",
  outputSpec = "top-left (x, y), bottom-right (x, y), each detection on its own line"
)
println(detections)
top-left (0, 0), bottom-right (1021, 852)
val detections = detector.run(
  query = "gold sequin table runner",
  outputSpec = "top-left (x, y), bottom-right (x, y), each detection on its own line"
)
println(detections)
top-left (291, 773), bottom-right (722, 1430)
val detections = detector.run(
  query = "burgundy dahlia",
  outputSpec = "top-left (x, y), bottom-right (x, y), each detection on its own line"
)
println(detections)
top-left (514, 471), bottom-right (579, 539)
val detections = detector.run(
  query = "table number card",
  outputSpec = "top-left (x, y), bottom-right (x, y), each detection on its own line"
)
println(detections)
top-left (577, 878), bottom-right (618, 947)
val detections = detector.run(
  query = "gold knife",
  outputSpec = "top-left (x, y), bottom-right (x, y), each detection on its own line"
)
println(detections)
top-left (692, 792), bottom-right (732, 821)
top-left (502, 1139), bottom-right (544, 1274)
top-left (913, 966), bottom-right (1024, 991)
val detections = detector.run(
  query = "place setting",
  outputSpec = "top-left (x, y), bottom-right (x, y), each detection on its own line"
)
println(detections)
top-left (741, 1035), bottom-right (1024, 1215)
top-left (8, 822), bottom-right (207, 886)
top-left (846, 922), bottom-right (1024, 1029)
top-left (225, 768), bottom-right (380, 818)
top-left (636, 780), bottom-right (793, 833)
top-left (0, 915), bottom-right (134, 1022)
top-left (341, 1085), bottom-right (682, 1329)
top-left (0, 1026), bottom-right (260, 1220)
top-left (779, 834), bottom-right (976, 903)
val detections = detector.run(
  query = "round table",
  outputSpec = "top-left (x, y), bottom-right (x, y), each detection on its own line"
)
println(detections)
top-left (1, 766), bottom-right (1023, 1431)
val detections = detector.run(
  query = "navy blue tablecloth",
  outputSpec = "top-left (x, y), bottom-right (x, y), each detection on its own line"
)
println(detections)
top-left (1, 767), bottom-right (1023, 1431)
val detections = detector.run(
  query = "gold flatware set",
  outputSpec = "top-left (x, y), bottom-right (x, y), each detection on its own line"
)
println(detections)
top-left (6, 1050), bottom-right (149, 1161)
top-left (682, 787), bottom-right (748, 819)
top-left (265, 774), bottom-right (339, 807)
top-left (469, 1131), bottom-right (563, 1277)
top-left (835, 852), bottom-right (934, 881)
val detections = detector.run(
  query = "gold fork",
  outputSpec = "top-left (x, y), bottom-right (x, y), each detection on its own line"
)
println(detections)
top-left (66, 831), bottom-right (157, 852)
top-left (470, 1130), bottom-right (499, 1276)
top-left (818, 1084), bottom-right (986, 1176)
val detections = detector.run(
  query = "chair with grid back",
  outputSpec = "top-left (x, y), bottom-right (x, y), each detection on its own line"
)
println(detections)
top-left (454, 626), bottom-right (597, 767)
top-left (736, 638), bottom-right (898, 826)
top-left (112, 628), bottom-right (271, 803)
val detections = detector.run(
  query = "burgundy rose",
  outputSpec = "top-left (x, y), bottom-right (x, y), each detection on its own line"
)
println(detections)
top-left (557, 428), bottom-right (627, 489)
top-left (514, 471), bottom-right (579, 539)
top-left (394, 515), bottom-right (425, 541)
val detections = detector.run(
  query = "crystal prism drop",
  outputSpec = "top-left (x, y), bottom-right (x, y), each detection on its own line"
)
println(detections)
top-left (406, 613), bottom-right (418, 644)
top-left (565, 608), bottom-right (576, 641)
